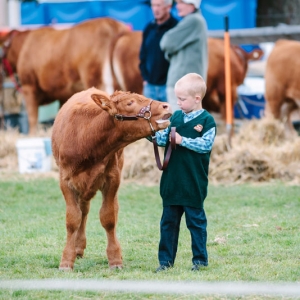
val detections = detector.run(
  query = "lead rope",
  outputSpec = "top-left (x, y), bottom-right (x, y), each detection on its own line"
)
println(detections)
top-left (152, 127), bottom-right (176, 171)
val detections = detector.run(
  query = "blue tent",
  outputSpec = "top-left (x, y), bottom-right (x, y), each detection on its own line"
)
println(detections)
top-left (21, 0), bottom-right (257, 31)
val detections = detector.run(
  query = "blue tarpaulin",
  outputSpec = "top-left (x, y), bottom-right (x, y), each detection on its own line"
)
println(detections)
top-left (201, 0), bottom-right (257, 30)
top-left (21, 0), bottom-right (257, 31)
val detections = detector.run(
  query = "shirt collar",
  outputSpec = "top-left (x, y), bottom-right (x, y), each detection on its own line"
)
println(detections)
top-left (182, 109), bottom-right (204, 119)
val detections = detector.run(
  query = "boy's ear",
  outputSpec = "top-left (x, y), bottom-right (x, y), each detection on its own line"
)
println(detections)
top-left (195, 95), bottom-right (202, 102)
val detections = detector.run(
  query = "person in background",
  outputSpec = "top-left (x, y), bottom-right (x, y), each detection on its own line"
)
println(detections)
top-left (160, 0), bottom-right (208, 111)
top-left (152, 73), bottom-right (216, 272)
top-left (139, 0), bottom-right (178, 102)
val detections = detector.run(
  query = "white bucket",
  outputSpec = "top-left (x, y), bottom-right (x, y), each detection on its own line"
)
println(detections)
top-left (16, 138), bottom-right (52, 173)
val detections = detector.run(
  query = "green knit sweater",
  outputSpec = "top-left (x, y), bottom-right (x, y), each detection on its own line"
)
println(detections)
top-left (160, 110), bottom-right (215, 209)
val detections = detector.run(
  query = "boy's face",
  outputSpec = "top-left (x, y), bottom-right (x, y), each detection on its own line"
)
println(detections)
top-left (175, 87), bottom-right (202, 113)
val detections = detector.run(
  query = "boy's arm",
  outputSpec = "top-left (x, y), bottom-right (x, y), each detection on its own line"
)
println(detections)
top-left (146, 128), bottom-right (169, 147)
top-left (180, 127), bottom-right (216, 153)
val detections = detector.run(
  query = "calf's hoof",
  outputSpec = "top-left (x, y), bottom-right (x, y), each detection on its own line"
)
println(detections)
top-left (109, 264), bottom-right (123, 270)
top-left (76, 248), bottom-right (85, 258)
top-left (59, 262), bottom-right (74, 271)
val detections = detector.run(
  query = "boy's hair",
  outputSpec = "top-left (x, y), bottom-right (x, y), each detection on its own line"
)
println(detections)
top-left (175, 73), bottom-right (207, 99)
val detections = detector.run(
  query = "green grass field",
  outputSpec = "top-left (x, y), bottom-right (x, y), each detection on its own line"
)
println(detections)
top-left (0, 177), bottom-right (299, 299)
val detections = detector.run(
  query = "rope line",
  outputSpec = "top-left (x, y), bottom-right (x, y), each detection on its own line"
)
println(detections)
top-left (0, 280), bottom-right (300, 297)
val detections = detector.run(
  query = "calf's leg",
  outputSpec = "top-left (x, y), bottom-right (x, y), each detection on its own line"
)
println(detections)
top-left (100, 178), bottom-right (122, 269)
top-left (75, 200), bottom-right (91, 258)
top-left (59, 180), bottom-right (82, 270)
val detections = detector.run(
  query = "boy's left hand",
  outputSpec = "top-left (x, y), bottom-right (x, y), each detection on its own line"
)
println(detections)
top-left (169, 132), bottom-right (182, 145)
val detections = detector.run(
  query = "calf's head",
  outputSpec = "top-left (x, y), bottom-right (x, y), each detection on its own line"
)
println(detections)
top-left (91, 90), bottom-right (172, 140)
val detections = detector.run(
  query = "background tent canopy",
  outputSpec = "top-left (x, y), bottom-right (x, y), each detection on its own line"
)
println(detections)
top-left (21, 0), bottom-right (257, 31)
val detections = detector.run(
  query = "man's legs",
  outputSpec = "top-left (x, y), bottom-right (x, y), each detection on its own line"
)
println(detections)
top-left (143, 83), bottom-right (167, 102)
top-left (156, 85), bottom-right (167, 102)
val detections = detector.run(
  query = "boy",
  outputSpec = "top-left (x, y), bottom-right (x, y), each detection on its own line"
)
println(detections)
top-left (153, 73), bottom-right (216, 272)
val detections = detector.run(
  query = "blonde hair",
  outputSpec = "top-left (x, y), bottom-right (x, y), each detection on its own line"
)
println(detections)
top-left (175, 73), bottom-right (207, 99)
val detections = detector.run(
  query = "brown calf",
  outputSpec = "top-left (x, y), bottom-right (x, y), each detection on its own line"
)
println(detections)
top-left (51, 87), bottom-right (171, 270)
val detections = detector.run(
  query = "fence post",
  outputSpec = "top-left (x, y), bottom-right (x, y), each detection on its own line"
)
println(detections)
top-left (224, 15), bottom-right (233, 147)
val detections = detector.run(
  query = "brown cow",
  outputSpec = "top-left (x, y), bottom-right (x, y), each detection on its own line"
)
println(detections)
top-left (1, 18), bottom-right (130, 135)
top-left (51, 87), bottom-right (171, 270)
top-left (112, 31), bottom-right (143, 94)
top-left (0, 29), bottom-right (31, 74)
top-left (202, 39), bottom-right (263, 118)
top-left (264, 39), bottom-right (300, 136)
top-left (112, 33), bottom-right (263, 119)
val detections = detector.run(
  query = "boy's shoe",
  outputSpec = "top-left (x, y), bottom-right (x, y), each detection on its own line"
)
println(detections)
top-left (191, 264), bottom-right (207, 271)
top-left (154, 265), bottom-right (170, 273)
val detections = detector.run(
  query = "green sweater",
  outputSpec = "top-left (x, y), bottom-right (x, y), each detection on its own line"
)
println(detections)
top-left (160, 110), bottom-right (215, 209)
top-left (160, 10), bottom-right (208, 86)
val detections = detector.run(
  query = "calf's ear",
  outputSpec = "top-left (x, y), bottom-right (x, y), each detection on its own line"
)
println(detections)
top-left (91, 93), bottom-right (111, 111)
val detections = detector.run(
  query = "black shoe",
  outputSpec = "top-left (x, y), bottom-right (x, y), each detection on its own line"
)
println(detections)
top-left (191, 264), bottom-right (207, 271)
top-left (154, 265), bottom-right (170, 273)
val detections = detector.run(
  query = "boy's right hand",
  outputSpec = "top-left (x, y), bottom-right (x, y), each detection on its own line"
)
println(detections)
top-left (169, 132), bottom-right (182, 145)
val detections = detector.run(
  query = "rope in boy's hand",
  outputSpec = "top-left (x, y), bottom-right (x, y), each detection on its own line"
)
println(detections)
top-left (152, 127), bottom-right (176, 171)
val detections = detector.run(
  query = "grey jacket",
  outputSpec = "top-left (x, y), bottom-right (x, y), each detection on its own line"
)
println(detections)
top-left (160, 10), bottom-right (208, 86)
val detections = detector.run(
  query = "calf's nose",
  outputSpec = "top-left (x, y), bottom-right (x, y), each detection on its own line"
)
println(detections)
top-left (162, 103), bottom-right (171, 111)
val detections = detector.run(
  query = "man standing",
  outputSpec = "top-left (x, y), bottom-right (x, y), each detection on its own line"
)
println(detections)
top-left (139, 0), bottom-right (178, 102)
top-left (160, 0), bottom-right (208, 111)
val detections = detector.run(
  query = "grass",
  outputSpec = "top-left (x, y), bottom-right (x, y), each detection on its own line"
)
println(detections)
top-left (0, 177), bottom-right (299, 299)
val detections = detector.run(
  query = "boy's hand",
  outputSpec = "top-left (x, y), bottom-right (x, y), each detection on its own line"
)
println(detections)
top-left (169, 132), bottom-right (182, 145)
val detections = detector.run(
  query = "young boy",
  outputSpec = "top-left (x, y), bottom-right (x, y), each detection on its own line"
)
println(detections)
top-left (153, 73), bottom-right (216, 272)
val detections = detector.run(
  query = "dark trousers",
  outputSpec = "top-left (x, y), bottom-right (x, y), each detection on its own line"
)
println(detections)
top-left (158, 205), bottom-right (208, 267)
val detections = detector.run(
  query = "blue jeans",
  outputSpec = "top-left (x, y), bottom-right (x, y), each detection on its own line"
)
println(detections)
top-left (158, 205), bottom-right (208, 267)
top-left (143, 83), bottom-right (167, 102)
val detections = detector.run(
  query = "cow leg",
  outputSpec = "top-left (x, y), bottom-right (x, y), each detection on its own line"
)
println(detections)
top-left (100, 178), bottom-right (122, 269)
top-left (21, 85), bottom-right (39, 135)
top-left (59, 180), bottom-right (82, 270)
top-left (75, 200), bottom-right (91, 258)
top-left (264, 79), bottom-right (285, 120)
top-left (265, 99), bottom-right (283, 120)
top-left (280, 99), bottom-right (298, 137)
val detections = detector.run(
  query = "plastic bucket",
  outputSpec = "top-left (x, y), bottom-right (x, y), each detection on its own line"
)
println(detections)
top-left (15, 138), bottom-right (52, 173)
